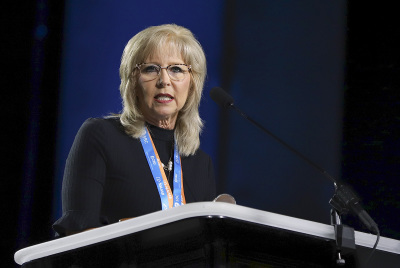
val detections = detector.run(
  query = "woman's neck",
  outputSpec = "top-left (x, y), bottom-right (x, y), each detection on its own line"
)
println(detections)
top-left (144, 116), bottom-right (177, 130)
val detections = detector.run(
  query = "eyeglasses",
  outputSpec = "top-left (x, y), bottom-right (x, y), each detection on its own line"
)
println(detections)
top-left (135, 63), bottom-right (191, 82)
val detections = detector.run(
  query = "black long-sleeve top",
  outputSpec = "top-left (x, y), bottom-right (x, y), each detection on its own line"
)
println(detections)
top-left (53, 117), bottom-right (216, 236)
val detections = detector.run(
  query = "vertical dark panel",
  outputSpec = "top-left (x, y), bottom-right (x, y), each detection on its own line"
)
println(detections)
top-left (2, 2), bottom-right (36, 266)
top-left (16, 0), bottom-right (65, 252)
top-left (216, 0), bottom-right (237, 194)
top-left (4, 1), bottom-right (65, 267)
top-left (28, 0), bottom-right (65, 243)
top-left (218, 0), bottom-right (346, 224)
top-left (343, 2), bottom-right (400, 239)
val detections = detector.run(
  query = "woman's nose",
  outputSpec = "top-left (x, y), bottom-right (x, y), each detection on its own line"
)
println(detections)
top-left (157, 68), bottom-right (171, 86)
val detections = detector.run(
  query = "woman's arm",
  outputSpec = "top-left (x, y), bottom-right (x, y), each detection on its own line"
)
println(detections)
top-left (53, 118), bottom-right (107, 236)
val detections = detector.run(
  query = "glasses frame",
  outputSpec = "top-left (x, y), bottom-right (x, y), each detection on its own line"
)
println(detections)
top-left (135, 63), bottom-right (192, 82)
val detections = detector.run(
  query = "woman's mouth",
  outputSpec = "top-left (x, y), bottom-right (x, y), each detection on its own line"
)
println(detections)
top-left (154, 94), bottom-right (174, 103)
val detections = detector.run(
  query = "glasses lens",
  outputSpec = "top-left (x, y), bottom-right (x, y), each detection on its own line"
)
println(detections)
top-left (167, 65), bottom-right (189, 81)
top-left (138, 64), bottom-right (190, 81)
top-left (139, 64), bottom-right (160, 81)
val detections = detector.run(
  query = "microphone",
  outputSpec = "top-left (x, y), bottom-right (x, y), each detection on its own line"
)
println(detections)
top-left (210, 86), bottom-right (234, 108)
top-left (210, 86), bottom-right (379, 235)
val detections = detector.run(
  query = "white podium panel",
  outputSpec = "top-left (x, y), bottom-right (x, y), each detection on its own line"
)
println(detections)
top-left (15, 202), bottom-right (400, 267)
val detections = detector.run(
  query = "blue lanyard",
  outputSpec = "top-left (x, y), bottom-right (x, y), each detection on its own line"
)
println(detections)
top-left (173, 142), bottom-right (183, 207)
top-left (140, 127), bottom-right (184, 210)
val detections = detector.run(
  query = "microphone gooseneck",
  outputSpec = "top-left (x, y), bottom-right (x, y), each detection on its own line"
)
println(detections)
top-left (210, 86), bottom-right (379, 236)
top-left (210, 87), bottom-right (336, 183)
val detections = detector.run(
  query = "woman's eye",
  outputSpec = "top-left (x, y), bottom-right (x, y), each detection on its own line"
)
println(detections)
top-left (143, 65), bottom-right (159, 73)
top-left (169, 66), bottom-right (184, 73)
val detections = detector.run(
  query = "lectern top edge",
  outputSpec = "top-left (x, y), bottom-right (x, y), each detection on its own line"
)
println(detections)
top-left (14, 202), bottom-right (400, 265)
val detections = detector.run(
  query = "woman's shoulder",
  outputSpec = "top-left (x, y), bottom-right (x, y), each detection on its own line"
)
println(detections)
top-left (77, 116), bottom-right (125, 137)
top-left (80, 116), bottom-right (122, 130)
top-left (183, 148), bottom-right (211, 162)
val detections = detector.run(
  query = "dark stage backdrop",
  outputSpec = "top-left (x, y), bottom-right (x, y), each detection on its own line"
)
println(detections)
top-left (342, 2), bottom-right (400, 239)
top-left (217, 1), bottom-right (345, 223)
top-left (8, 1), bottom-right (399, 267)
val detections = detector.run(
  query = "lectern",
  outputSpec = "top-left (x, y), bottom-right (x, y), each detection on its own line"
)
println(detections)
top-left (15, 202), bottom-right (400, 267)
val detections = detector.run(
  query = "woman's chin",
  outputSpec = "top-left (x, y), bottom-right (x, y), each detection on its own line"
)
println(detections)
top-left (153, 108), bottom-right (178, 120)
top-left (143, 109), bottom-right (178, 128)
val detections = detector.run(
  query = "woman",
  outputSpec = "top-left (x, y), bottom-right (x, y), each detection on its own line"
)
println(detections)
top-left (53, 24), bottom-right (216, 236)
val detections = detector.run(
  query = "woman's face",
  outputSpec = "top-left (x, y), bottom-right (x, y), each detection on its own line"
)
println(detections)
top-left (136, 47), bottom-right (191, 129)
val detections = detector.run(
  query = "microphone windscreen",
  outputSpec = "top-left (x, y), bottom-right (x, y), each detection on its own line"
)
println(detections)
top-left (210, 87), bottom-right (234, 108)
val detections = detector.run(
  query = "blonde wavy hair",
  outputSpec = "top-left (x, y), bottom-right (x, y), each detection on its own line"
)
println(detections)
top-left (119, 24), bottom-right (207, 156)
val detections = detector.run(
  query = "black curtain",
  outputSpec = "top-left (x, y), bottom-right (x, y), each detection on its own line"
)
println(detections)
top-left (343, 2), bottom-right (400, 238)
top-left (3, 1), bottom-right (65, 267)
